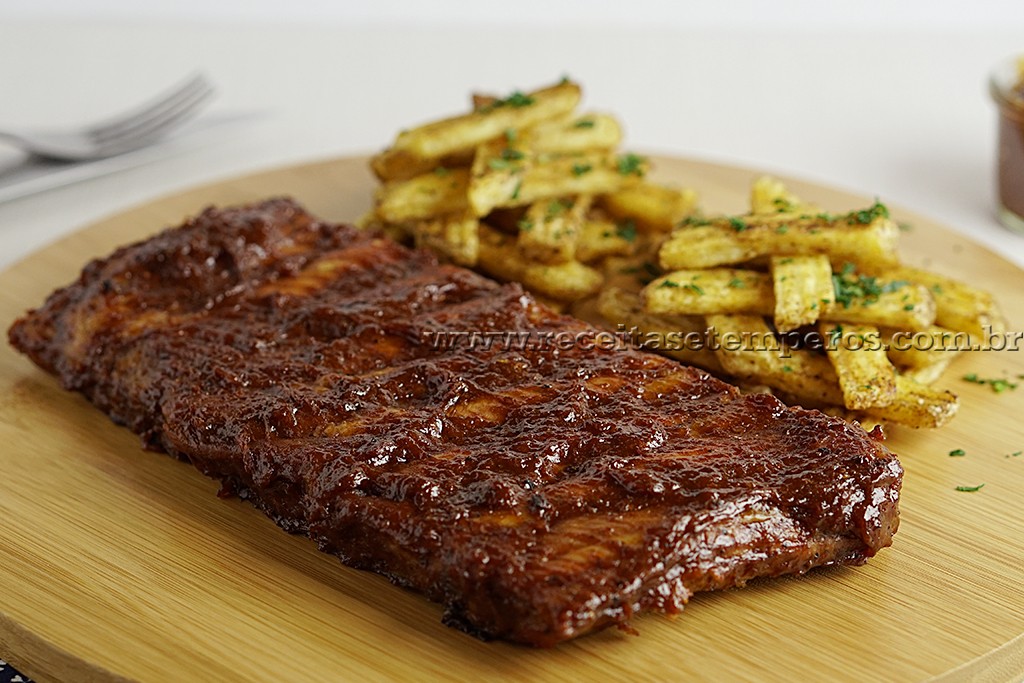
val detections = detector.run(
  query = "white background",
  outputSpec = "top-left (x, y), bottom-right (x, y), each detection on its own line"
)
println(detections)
top-left (1, 2), bottom-right (1024, 268)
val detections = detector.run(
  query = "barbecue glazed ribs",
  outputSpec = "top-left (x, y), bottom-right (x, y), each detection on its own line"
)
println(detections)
top-left (8, 198), bottom-right (902, 646)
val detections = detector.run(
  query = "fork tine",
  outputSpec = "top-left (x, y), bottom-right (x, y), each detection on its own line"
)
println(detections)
top-left (92, 80), bottom-right (215, 151)
top-left (88, 73), bottom-right (213, 141)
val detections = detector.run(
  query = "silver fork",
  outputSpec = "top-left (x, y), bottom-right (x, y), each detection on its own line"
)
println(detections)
top-left (0, 73), bottom-right (215, 162)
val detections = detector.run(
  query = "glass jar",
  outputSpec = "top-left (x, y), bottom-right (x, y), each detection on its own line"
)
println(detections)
top-left (990, 55), bottom-right (1024, 234)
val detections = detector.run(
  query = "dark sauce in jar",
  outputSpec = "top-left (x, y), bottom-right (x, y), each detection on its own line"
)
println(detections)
top-left (991, 57), bottom-right (1024, 233)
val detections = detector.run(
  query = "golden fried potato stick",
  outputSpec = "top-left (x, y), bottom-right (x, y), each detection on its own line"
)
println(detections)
top-left (374, 167), bottom-right (470, 223)
top-left (600, 182), bottom-right (699, 233)
top-left (390, 80), bottom-right (581, 161)
top-left (771, 255), bottom-right (833, 332)
top-left (517, 195), bottom-right (592, 265)
top-left (659, 207), bottom-right (900, 272)
top-left (644, 269), bottom-right (772, 316)
top-left (706, 314), bottom-right (845, 406)
top-left (596, 287), bottom-right (723, 373)
top-left (820, 322), bottom-right (898, 410)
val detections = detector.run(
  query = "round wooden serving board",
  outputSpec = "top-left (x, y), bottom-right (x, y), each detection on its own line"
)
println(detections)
top-left (1, 156), bottom-right (1022, 682)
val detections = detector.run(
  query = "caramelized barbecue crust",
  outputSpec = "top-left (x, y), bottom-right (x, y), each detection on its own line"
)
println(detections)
top-left (8, 198), bottom-right (902, 646)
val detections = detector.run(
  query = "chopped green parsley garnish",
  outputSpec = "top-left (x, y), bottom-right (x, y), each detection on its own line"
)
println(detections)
top-left (615, 220), bottom-right (638, 243)
top-left (573, 118), bottom-right (595, 129)
top-left (571, 162), bottom-right (593, 177)
top-left (504, 128), bottom-right (517, 143)
top-left (727, 277), bottom-right (745, 288)
top-left (845, 200), bottom-right (890, 225)
top-left (546, 199), bottom-right (570, 218)
top-left (831, 262), bottom-right (907, 308)
top-left (683, 283), bottom-right (705, 295)
top-left (616, 153), bottom-right (646, 177)
top-left (510, 179), bottom-right (522, 200)
top-left (948, 448), bottom-right (966, 457)
top-left (489, 91), bottom-right (535, 110)
top-left (772, 197), bottom-right (795, 212)
top-left (954, 484), bottom-right (985, 492)
top-left (962, 373), bottom-right (1018, 393)
top-left (729, 217), bottom-right (749, 232)
top-left (679, 216), bottom-right (712, 227)
top-left (658, 280), bottom-right (680, 288)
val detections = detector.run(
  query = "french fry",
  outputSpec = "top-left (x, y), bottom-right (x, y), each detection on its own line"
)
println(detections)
top-left (750, 175), bottom-right (818, 215)
top-left (771, 255), bottom-right (833, 332)
top-left (862, 376), bottom-right (959, 429)
top-left (898, 356), bottom-right (960, 386)
top-left (387, 80), bottom-right (581, 161)
top-left (599, 255), bottom-right (663, 293)
top-left (517, 195), bottom-right (592, 265)
top-left (597, 287), bottom-right (723, 373)
top-left (468, 139), bottom-right (529, 217)
top-left (478, 223), bottom-right (602, 302)
top-left (659, 208), bottom-right (900, 272)
top-left (822, 264), bottom-right (936, 330)
top-left (601, 182), bottom-right (700, 232)
top-left (706, 314), bottom-right (845, 406)
top-left (527, 113), bottom-right (622, 154)
top-left (880, 266), bottom-right (1006, 339)
top-left (411, 210), bottom-right (479, 266)
top-left (477, 223), bottom-right (526, 282)
top-left (469, 149), bottom-right (645, 216)
top-left (644, 269), bottom-right (772, 316)
top-left (371, 148), bottom-right (475, 183)
top-left (885, 326), bottom-right (966, 386)
top-left (375, 167), bottom-right (471, 223)
top-left (523, 259), bottom-right (604, 303)
top-left (820, 323), bottom-right (897, 409)
top-left (575, 219), bottom-right (643, 264)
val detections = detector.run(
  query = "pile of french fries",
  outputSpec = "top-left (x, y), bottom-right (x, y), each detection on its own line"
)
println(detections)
top-left (367, 79), bottom-right (1006, 429)
top-left (365, 78), bottom-right (695, 309)
top-left (603, 177), bottom-right (1007, 428)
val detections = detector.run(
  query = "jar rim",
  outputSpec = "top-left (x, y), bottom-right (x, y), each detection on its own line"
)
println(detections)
top-left (990, 54), bottom-right (1024, 112)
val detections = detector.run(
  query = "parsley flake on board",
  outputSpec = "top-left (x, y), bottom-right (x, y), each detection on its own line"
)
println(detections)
top-left (948, 448), bottom-right (966, 457)
top-left (962, 373), bottom-right (1019, 393)
top-left (954, 484), bottom-right (985, 493)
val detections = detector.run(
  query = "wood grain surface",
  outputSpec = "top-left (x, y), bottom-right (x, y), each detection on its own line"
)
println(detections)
top-left (1, 156), bottom-right (1022, 682)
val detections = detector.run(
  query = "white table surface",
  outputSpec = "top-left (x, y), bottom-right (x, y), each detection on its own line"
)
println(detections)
top-left (1, 10), bottom-right (1024, 680)
top-left (0, 18), bottom-right (1023, 271)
